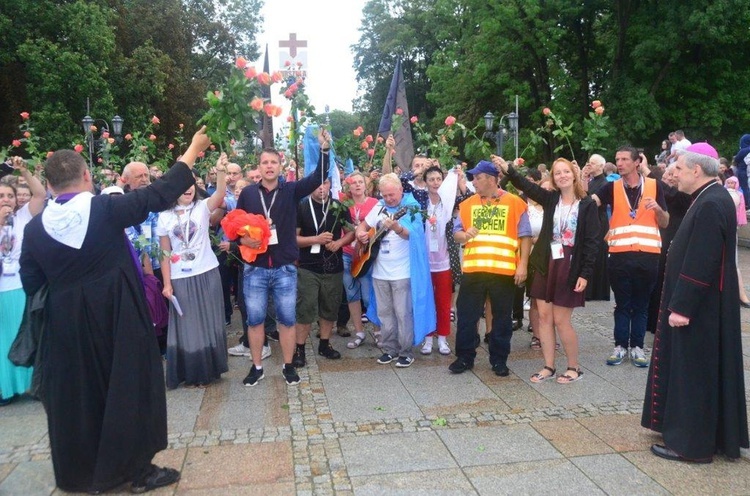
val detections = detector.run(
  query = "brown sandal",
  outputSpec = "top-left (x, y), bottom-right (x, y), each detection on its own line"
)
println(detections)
top-left (530, 365), bottom-right (556, 383)
top-left (556, 367), bottom-right (583, 384)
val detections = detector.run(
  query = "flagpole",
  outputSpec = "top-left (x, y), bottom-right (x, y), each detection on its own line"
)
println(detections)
top-left (515, 94), bottom-right (519, 159)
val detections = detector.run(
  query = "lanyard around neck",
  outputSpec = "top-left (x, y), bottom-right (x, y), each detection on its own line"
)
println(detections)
top-left (623, 175), bottom-right (644, 217)
top-left (259, 188), bottom-right (279, 220)
top-left (309, 196), bottom-right (330, 234)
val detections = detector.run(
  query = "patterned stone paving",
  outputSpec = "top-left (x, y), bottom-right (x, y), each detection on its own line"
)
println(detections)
top-left (2, 249), bottom-right (750, 494)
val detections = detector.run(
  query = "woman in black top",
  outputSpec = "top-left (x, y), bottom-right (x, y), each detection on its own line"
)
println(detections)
top-left (493, 156), bottom-right (600, 384)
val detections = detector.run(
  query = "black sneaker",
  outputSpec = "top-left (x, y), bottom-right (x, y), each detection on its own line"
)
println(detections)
top-left (395, 356), bottom-right (414, 368)
top-left (376, 353), bottom-right (396, 364)
top-left (265, 329), bottom-right (280, 342)
top-left (292, 347), bottom-right (306, 368)
top-left (512, 319), bottom-right (523, 331)
top-left (282, 365), bottom-right (300, 385)
top-left (492, 363), bottom-right (510, 377)
top-left (242, 366), bottom-right (265, 387)
top-left (130, 465), bottom-right (180, 494)
top-left (449, 358), bottom-right (473, 374)
top-left (318, 343), bottom-right (341, 360)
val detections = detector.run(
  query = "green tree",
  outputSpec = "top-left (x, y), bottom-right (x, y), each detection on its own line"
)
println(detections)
top-left (184, 0), bottom-right (263, 83)
top-left (1, 0), bottom-right (117, 150)
top-left (0, 0), bottom-right (265, 155)
top-left (353, 0), bottom-right (750, 163)
top-left (353, 0), bottom-right (451, 134)
top-left (327, 109), bottom-right (363, 142)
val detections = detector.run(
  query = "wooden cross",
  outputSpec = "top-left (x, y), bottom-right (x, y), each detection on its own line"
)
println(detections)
top-left (279, 33), bottom-right (307, 58)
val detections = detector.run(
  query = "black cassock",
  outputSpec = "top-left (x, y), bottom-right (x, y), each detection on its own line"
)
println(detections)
top-left (586, 174), bottom-right (610, 301)
top-left (641, 181), bottom-right (749, 460)
top-left (20, 163), bottom-right (194, 492)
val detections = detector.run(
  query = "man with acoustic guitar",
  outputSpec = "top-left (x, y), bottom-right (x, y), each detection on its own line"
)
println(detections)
top-left (355, 173), bottom-right (435, 367)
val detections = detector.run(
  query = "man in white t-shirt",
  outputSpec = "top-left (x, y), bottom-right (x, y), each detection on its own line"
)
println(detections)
top-left (356, 174), bottom-right (416, 367)
top-left (668, 130), bottom-right (691, 163)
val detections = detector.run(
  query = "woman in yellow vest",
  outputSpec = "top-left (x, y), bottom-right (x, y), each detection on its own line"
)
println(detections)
top-left (494, 156), bottom-right (600, 384)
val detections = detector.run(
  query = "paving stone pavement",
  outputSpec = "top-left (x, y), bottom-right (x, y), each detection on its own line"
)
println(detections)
top-left (2, 248), bottom-right (750, 495)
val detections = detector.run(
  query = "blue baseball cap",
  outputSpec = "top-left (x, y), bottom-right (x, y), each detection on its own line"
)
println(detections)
top-left (466, 160), bottom-right (498, 180)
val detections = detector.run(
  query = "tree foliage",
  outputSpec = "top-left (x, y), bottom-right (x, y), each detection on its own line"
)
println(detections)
top-left (0, 0), bottom-right (263, 157)
top-left (353, 0), bottom-right (750, 162)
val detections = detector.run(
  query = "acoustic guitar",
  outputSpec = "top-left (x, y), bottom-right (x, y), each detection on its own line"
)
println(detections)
top-left (351, 207), bottom-right (408, 278)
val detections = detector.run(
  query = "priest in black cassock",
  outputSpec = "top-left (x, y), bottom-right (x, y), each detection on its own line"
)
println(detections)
top-left (582, 153), bottom-right (611, 301)
top-left (20, 127), bottom-right (211, 493)
top-left (642, 142), bottom-right (749, 463)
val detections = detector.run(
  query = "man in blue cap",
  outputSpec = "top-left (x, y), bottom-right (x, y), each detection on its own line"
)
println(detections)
top-left (450, 160), bottom-right (532, 376)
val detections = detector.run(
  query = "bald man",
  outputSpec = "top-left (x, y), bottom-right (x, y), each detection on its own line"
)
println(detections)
top-left (121, 162), bottom-right (151, 191)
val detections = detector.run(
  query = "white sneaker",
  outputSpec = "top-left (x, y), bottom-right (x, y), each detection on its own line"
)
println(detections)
top-left (261, 345), bottom-right (272, 360)
top-left (228, 343), bottom-right (251, 357)
top-left (420, 338), bottom-right (434, 355)
top-left (437, 337), bottom-right (451, 355)
top-left (630, 346), bottom-right (649, 367)
top-left (606, 345), bottom-right (627, 365)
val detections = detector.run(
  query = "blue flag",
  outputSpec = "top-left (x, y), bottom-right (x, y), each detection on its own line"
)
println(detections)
top-left (377, 59), bottom-right (414, 170)
top-left (303, 124), bottom-right (337, 180)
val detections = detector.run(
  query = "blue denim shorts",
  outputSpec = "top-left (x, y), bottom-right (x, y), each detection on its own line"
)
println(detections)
top-left (342, 253), bottom-right (373, 306)
top-left (243, 264), bottom-right (297, 327)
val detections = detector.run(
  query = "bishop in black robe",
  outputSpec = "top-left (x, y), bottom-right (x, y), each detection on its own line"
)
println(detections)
top-left (642, 163), bottom-right (749, 461)
top-left (19, 131), bottom-right (209, 492)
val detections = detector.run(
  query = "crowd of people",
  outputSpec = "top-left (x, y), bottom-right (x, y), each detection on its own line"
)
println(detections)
top-left (0, 126), bottom-right (748, 493)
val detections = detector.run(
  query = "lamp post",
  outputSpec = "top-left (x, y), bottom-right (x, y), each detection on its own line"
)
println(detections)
top-left (81, 104), bottom-right (124, 169)
top-left (483, 111), bottom-right (519, 158)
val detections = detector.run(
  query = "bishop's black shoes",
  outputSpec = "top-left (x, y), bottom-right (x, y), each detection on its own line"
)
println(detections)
top-left (650, 444), bottom-right (712, 464)
top-left (130, 465), bottom-right (181, 493)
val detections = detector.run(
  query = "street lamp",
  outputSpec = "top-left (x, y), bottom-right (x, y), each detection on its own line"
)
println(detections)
top-left (484, 111), bottom-right (519, 158)
top-left (81, 112), bottom-right (124, 169)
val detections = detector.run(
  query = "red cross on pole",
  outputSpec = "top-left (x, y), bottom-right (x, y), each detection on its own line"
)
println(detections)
top-left (279, 33), bottom-right (307, 58)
